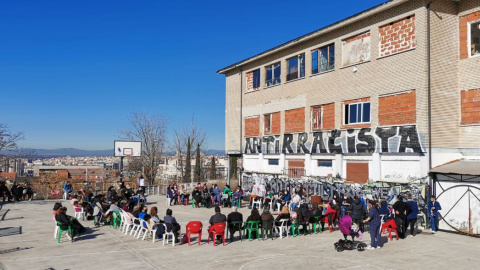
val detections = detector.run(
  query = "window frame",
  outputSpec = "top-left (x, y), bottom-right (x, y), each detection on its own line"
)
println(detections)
top-left (468, 19), bottom-right (480, 58)
top-left (264, 113), bottom-right (272, 134)
top-left (317, 160), bottom-right (333, 167)
top-left (286, 53), bottom-right (305, 81)
top-left (343, 101), bottom-right (371, 125)
top-left (265, 62), bottom-right (281, 87)
top-left (268, 159), bottom-right (279, 166)
top-left (252, 69), bottom-right (261, 89)
top-left (311, 106), bottom-right (323, 131)
top-left (311, 43), bottom-right (335, 75)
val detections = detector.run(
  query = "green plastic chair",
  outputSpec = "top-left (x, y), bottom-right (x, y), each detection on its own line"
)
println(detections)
top-left (192, 198), bottom-right (204, 208)
top-left (228, 221), bottom-right (243, 242)
top-left (243, 221), bottom-right (260, 241)
top-left (291, 218), bottom-right (299, 237)
top-left (57, 221), bottom-right (73, 243)
top-left (310, 216), bottom-right (322, 234)
top-left (261, 220), bottom-right (274, 240)
top-left (111, 211), bottom-right (121, 229)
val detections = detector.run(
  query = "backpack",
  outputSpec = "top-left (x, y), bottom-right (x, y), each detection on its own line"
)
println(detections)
top-left (182, 234), bottom-right (188, 244)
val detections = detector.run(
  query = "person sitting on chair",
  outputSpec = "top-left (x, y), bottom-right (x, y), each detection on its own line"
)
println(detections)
top-left (192, 187), bottom-right (202, 207)
top-left (55, 206), bottom-right (87, 239)
top-left (209, 206), bottom-right (227, 243)
top-left (164, 208), bottom-right (181, 242)
top-left (232, 187), bottom-right (242, 207)
top-left (213, 184), bottom-right (222, 205)
top-left (227, 207), bottom-right (243, 241)
top-left (275, 206), bottom-right (291, 226)
top-left (202, 186), bottom-right (212, 208)
top-left (63, 181), bottom-right (73, 200)
top-left (245, 208), bottom-right (262, 239)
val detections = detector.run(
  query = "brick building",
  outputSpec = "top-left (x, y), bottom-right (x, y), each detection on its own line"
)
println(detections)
top-left (218, 0), bottom-right (480, 183)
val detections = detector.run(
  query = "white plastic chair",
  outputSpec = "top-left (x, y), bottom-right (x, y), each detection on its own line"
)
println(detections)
top-left (162, 223), bottom-right (176, 246)
top-left (252, 198), bottom-right (262, 209)
top-left (130, 217), bottom-right (142, 237)
top-left (143, 221), bottom-right (158, 243)
top-left (166, 196), bottom-right (171, 206)
top-left (123, 213), bottom-right (134, 235)
top-left (274, 219), bottom-right (290, 239)
top-left (74, 207), bottom-right (85, 221)
top-left (136, 219), bottom-right (148, 239)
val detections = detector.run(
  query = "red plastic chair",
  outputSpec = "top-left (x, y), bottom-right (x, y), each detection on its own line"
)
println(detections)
top-left (320, 211), bottom-right (336, 233)
top-left (50, 190), bottom-right (61, 199)
top-left (207, 222), bottom-right (226, 246)
top-left (186, 221), bottom-right (203, 246)
top-left (381, 219), bottom-right (399, 241)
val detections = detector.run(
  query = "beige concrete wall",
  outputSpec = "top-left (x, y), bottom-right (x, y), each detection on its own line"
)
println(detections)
top-left (458, 0), bottom-right (480, 148)
top-left (225, 70), bottom-right (241, 153)
top-left (227, 0), bottom-right (429, 148)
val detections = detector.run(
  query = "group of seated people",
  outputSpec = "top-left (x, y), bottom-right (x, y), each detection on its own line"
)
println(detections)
top-left (1, 181), bottom-right (34, 202)
top-left (168, 182), bottom-right (244, 209)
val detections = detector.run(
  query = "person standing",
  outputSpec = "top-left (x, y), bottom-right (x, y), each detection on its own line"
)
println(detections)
top-left (349, 196), bottom-right (365, 232)
top-left (393, 195), bottom-right (411, 239)
top-left (137, 175), bottom-right (145, 194)
top-left (363, 200), bottom-right (381, 250)
top-left (428, 196), bottom-right (442, 234)
top-left (405, 194), bottom-right (419, 237)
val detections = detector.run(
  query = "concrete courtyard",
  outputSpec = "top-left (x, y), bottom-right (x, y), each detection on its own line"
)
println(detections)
top-left (1, 195), bottom-right (479, 270)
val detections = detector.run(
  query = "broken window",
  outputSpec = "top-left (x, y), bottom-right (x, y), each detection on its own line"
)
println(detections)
top-left (264, 114), bottom-right (272, 133)
top-left (470, 21), bottom-right (480, 57)
top-left (287, 53), bottom-right (305, 81)
top-left (311, 106), bottom-right (323, 130)
top-left (266, 62), bottom-right (281, 86)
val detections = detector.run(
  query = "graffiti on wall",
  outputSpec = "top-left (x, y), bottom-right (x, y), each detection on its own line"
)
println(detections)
top-left (244, 125), bottom-right (424, 154)
top-left (242, 173), bottom-right (427, 208)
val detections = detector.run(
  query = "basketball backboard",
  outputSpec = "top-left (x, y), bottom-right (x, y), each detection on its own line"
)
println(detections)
top-left (114, 141), bottom-right (142, 157)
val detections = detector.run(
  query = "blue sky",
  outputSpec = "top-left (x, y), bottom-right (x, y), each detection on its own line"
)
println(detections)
top-left (0, 0), bottom-right (386, 150)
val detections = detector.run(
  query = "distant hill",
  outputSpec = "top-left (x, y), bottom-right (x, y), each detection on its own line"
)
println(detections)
top-left (3, 148), bottom-right (226, 158)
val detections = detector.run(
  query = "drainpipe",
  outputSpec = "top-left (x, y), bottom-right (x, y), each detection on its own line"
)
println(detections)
top-left (427, 0), bottom-right (435, 196)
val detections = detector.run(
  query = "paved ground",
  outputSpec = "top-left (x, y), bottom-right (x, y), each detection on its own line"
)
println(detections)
top-left (0, 195), bottom-right (479, 270)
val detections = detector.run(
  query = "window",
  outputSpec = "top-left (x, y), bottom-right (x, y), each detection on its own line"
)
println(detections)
top-left (344, 102), bottom-right (371, 125)
top-left (312, 44), bottom-right (335, 74)
top-left (311, 106), bottom-right (323, 130)
top-left (287, 54), bottom-right (305, 81)
top-left (253, 69), bottom-right (261, 88)
top-left (266, 63), bottom-right (281, 86)
top-left (268, 159), bottom-right (279, 165)
top-left (318, 160), bottom-right (333, 167)
top-left (264, 114), bottom-right (272, 133)
top-left (470, 21), bottom-right (480, 57)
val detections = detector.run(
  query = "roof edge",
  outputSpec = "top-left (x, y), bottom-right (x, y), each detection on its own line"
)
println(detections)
top-left (217, 0), bottom-right (408, 75)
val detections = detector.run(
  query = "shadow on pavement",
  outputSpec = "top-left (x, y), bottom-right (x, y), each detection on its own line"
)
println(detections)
top-left (0, 246), bottom-right (32, 255)
top-left (0, 226), bottom-right (22, 237)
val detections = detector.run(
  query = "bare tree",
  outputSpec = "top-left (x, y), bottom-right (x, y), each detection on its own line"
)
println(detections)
top-left (0, 123), bottom-right (29, 167)
top-left (0, 123), bottom-right (25, 153)
top-left (171, 118), bottom-right (206, 183)
top-left (120, 112), bottom-right (167, 185)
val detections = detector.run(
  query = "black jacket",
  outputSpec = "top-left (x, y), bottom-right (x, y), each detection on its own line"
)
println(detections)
top-left (393, 200), bottom-right (411, 219)
top-left (227, 212), bottom-right (243, 223)
top-left (349, 199), bottom-right (364, 220)
top-left (209, 213), bottom-right (227, 225)
top-left (55, 213), bottom-right (72, 230)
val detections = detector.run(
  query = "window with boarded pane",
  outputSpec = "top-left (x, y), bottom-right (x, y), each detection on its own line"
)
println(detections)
top-left (253, 69), bottom-right (260, 88)
top-left (311, 106), bottom-right (322, 130)
top-left (264, 114), bottom-right (272, 133)
top-left (344, 102), bottom-right (370, 125)
top-left (287, 54), bottom-right (305, 81)
top-left (312, 44), bottom-right (335, 74)
top-left (470, 21), bottom-right (480, 57)
top-left (266, 63), bottom-right (281, 86)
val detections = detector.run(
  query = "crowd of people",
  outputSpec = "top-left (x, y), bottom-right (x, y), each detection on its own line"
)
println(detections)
top-left (51, 180), bottom-right (442, 249)
top-left (1, 181), bottom-right (34, 202)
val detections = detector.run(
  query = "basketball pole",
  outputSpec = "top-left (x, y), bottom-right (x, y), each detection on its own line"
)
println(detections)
top-left (120, 156), bottom-right (124, 183)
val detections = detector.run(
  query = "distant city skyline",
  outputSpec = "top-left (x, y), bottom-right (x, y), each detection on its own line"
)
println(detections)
top-left (0, 0), bottom-right (386, 151)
